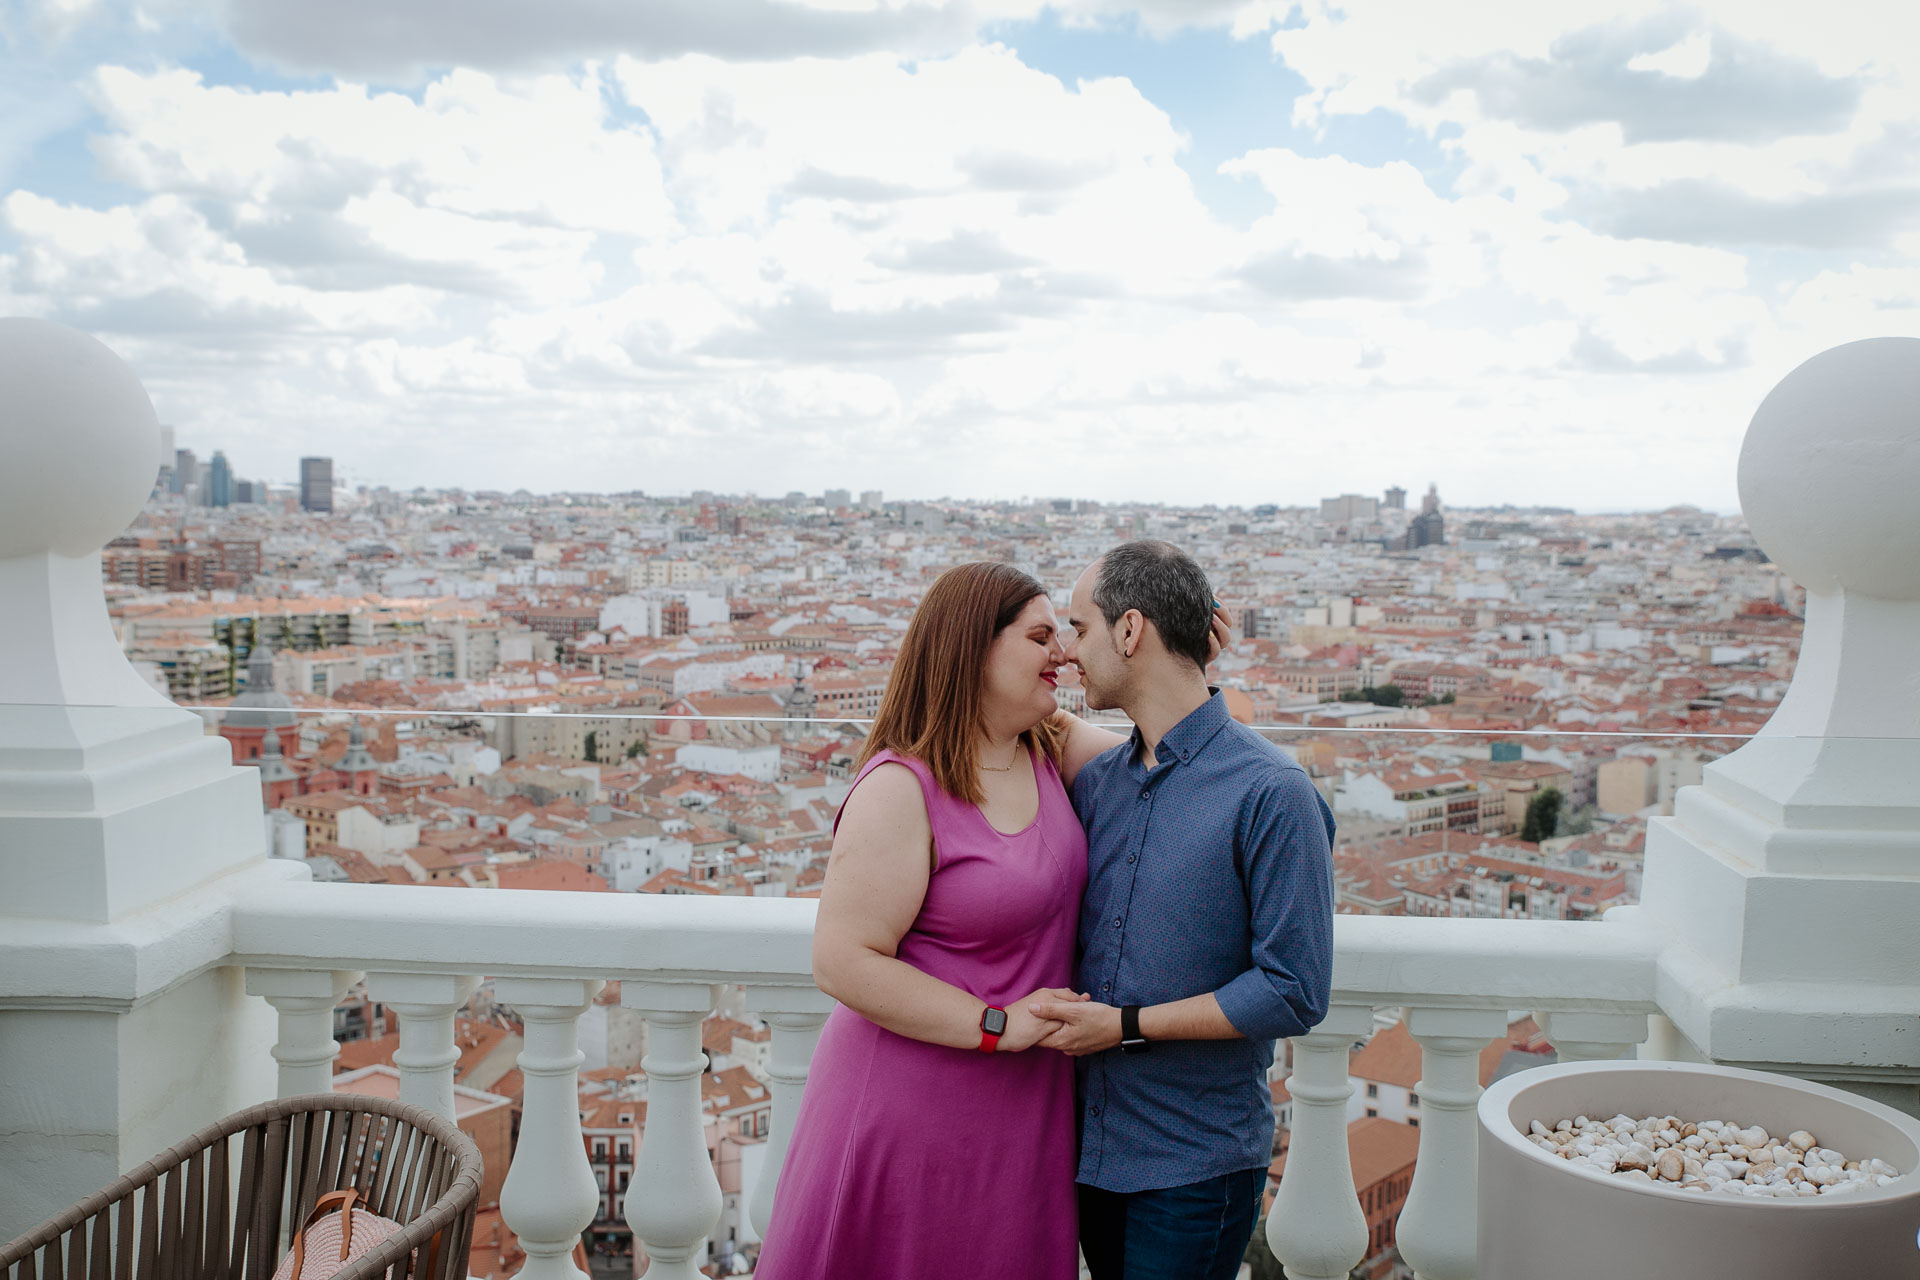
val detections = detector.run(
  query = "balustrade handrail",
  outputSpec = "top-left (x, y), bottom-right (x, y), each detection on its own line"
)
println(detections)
top-left (229, 879), bottom-right (819, 987)
top-left (228, 877), bottom-right (1660, 1012)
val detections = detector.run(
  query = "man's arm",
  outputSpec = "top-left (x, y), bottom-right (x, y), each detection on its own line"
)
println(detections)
top-left (1031, 766), bottom-right (1336, 1056)
top-left (1212, 767), bottom-right (1336, 1040)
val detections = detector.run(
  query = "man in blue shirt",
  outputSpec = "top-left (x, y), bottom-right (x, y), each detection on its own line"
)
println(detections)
top-left (1031, 539), bottom-right (1335, 1280)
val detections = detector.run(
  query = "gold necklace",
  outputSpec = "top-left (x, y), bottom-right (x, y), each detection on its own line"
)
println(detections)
top-left (980, 744), bottom-right (1022, 772)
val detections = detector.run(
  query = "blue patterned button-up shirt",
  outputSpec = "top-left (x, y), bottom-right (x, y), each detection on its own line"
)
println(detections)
top-left (1070, 690), bottom-right (1336, 1193)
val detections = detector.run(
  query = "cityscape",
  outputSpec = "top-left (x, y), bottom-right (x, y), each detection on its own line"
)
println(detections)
top-left (106, 436), bottom-right (1799, 1277)
top-left (6, 0), bottom-right (1915, 1273)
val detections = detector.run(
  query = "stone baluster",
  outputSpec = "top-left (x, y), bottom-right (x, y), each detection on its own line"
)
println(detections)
top-left (365, 972), bottom-right (480, 1122)
top-left (496, 978), bottom-right (605, 1280)
top-left (743, 985), bottom-right (834, 1240)
top-left (623, 982), bottom-right (723, 1280)
top-left (1395, 1007), bottom-right (1511, 1280)
top-left (1535, 1010), bottom-right (1651, 1064)
top-left (1268, 1003), bottom-right (1375, 1280)
top-left (246, 969), bottom-right (361, 1096)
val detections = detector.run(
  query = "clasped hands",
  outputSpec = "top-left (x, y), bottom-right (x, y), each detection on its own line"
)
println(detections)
top-left (1000, 988), bottom-right (1124, 1057)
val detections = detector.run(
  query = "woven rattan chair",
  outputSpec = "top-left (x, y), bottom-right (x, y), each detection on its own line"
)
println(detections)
top-left (1, 1094), bottom-right (482, 1280)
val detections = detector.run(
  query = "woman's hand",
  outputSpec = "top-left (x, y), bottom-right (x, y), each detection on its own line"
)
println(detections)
top-left (1206, 601), bottom-right (1233, 665)
top-left (997, 987), bottom-right (1088, 1052)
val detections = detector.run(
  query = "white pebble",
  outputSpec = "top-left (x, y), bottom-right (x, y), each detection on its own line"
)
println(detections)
top-left (1526, 1112), bottom-right (1903, 1201)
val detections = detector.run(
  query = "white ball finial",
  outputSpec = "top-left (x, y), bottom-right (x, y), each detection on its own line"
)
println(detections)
top-left (1737, 336), bottom-right (1920, 601)
top-left (0, 318), bottom-right (161, 561)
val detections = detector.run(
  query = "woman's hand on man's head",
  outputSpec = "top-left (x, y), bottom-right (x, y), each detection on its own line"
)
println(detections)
top-left (1206, 603), bottom-right (1232, 666)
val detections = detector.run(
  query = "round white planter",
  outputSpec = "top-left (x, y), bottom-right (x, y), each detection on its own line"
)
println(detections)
top-left (1478, 1060), bottom-right (1920, 1278)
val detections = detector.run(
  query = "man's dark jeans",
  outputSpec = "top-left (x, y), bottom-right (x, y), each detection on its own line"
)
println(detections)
top-left (1078, 1167), bottom-right (1267, 1280)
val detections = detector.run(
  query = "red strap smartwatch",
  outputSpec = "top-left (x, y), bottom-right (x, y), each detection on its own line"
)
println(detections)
top-left (978, 1005), bottom-right (1008, 1053)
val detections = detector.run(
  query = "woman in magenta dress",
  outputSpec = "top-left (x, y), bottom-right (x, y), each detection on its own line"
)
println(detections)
top-left (754, 561), bottom-right (1088, 1279)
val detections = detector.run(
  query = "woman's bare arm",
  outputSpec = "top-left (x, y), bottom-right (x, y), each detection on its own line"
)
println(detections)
top-left (1051, 711), bottom-right (1128, 791)
top-left (811, 763), bottom-right (1068, 1051)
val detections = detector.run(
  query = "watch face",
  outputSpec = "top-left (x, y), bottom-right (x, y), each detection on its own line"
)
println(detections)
top-left (981, 1006), bottom-right (1008, 1036)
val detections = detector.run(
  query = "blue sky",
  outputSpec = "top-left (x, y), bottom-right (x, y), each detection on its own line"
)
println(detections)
top-left (2, 0), bottom-right (1916, 510)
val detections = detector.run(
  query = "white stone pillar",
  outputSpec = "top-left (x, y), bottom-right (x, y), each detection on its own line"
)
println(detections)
top-left (496, 977), bottom-right (604, 1280)
top-left (365, 972), bottom-right (480, 1122)
top-left (1632, 336), bottom-right (1920, 1108)
top-left (1268, 1003), bottom-right (1373, 1280)
top-left (623, 982), bottom-right (723, 1280)
top-left (1395, 1007), bottom-right (1510, 1280)
top-left (743, 985), bottom-right (833, 1240)
top-left (248, 969), bottom-right (361, 1096)
top-left (1535, 1010), bottom-right (1650, 1064)
top-left (0, 319), bottom-right (291, 1239)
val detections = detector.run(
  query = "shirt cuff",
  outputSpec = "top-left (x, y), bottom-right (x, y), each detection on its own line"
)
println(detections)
top-left (1215, 968), bottom-right (1310, 1043)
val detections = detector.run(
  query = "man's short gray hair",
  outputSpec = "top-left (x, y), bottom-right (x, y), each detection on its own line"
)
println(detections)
top-left (1091, 539), bottom-right (1214, 670)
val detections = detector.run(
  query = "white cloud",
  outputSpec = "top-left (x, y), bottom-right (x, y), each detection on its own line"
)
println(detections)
top-left (1628, 30), bottom-right (1712, 79)
top-left (1, 3), bottom-right (1914, 510)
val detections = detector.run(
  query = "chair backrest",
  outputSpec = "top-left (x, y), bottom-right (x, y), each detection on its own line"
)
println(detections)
top-left (1, 1095), bottom-right (483, 1280)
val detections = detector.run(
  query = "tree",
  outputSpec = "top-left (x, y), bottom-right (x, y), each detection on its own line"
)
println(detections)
top-left (583, 731), bottom-right (599, 763)
top-left (1356, 683), bottom-right (1406, 707)
top-left (625, 738), bottom-right (648, 760)
top-left (1521, 786), bottom-right (1564, 843)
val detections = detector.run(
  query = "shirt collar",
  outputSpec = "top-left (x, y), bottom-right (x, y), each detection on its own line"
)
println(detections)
top-left (1130, 687), bottom-right (1232, 770)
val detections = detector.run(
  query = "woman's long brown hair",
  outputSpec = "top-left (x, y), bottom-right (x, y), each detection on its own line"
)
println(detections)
top-left (857, 561), bottom-right (1067, 804)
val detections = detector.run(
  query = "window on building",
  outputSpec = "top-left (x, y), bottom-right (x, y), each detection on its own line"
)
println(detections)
top-left (1408, 1116), bottom-right (1420, 1128)
top-left (1366, 1107), bottom-right (1379, 1119)
top-left (1408, 1090), bottom-right (1419, 1107)
top-left (1365, 1083), bottom-right (1378, 1098)
top-left (617, 1139), bottom-right (631, 1160)
top-left (591, 1138), bottom-right (607, 1160)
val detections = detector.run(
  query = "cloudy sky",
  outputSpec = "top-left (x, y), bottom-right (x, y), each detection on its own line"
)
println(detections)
top-left (3, 1), bottom-right (1916, 510)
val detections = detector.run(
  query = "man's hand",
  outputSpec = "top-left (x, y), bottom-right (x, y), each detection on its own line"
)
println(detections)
top-left (1030, 998), bottom-right (1124, 1057)
top-left (997, 987), bottom-right (1087, 1052)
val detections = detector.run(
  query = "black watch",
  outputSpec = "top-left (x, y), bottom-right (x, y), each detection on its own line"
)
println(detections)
top-left (1119, 1005), bottom-right (1149, 1054)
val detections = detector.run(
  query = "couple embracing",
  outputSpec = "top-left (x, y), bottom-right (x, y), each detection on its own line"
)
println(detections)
top-left (755, 540), bottom-right (1336, 1280)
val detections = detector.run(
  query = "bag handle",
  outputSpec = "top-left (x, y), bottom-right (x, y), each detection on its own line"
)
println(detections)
top-left (286, 1188), bottom-right (361, 1279)
top-left (285, 1187), bottom-right (446, 1280)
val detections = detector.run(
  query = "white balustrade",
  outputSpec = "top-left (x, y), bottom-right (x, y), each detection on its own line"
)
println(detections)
top-left (364, 971), bottom-right (480, 1122)
top-left (743, 985), bottom-right (835, 1239)
top-left (1268, 1003), bottom-right (1375, 1280)
top-left (624, 982), bottom-right (724, 1280)
top-left (497, 977), bottom-right (605, 1280)
top-left (1535, 1010), bottom-right (1651, 1063)
top-left (1395, 1006), bottom-right (1512, 1280)
top-left (247, 968), bottom-right (360, 1096)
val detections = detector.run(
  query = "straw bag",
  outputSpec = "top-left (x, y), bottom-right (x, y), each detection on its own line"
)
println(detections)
top-left (271, 1190), bottom-right (404, 1280)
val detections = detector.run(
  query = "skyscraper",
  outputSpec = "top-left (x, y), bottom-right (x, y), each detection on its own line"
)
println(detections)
top-left (207, 451), bottom-right (233, 507)
top-left (300, 457), bottom-right (333, 513)
top-left (1405, 484), bottom-right (1445, 549)
top-left (172, 448), bottom-right (195, 495)
top-left (1384, 485), bottom-right (1407, 510)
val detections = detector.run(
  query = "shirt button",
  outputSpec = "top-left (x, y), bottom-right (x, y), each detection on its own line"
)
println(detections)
top-left (1113, 918), bottom-right (1122, 928)
top-left (1126, 854), bottom-right (1135, 864)
top-left (1091, 1106), bottom-right (1101, 1117)
top-left (1139, 790), bottom-right (1149, 800)
top-left (1102, 982), bottom-right (1112, 992)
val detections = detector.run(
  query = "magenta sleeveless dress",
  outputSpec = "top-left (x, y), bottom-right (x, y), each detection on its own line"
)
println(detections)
top-left (754, 748), bottom-right (1087, 1279)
